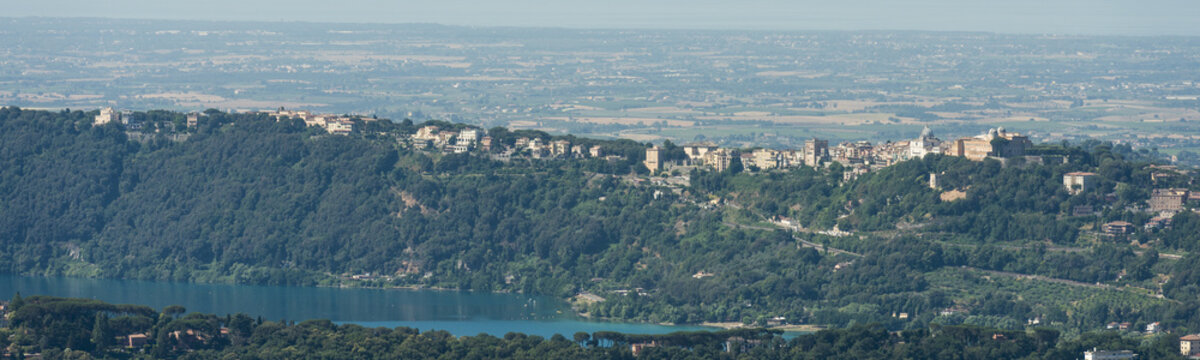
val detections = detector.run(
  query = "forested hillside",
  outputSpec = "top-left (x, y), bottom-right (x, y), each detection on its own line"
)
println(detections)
top-left (3, 107), bottom-right (1200, 336)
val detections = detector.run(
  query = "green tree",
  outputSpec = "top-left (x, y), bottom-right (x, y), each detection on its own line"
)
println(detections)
top-left (151, 329), bottom-right (171, 358)
top-left (573, 331), bottom-right (591, 347)
top-left (10, 292), bottom-right (23, 311)
top-left (163, 305), bottom-right (186, 318)
top-left (91, 313), bottom-right (113, 353)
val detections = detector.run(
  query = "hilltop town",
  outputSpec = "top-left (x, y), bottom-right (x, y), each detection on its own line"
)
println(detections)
top-left (268, 107), bottom-right (1200, 259)
top-left (94, 106), bottom-right (360, 136)
top-left (91, 106), bottom-right (1199, 242)
top-left (240, 106), bottom-right (1041, 178)
top-left (643, 126), bottom-right (1032, 181)
top-left (202, 106), bottom-right (1040, 182)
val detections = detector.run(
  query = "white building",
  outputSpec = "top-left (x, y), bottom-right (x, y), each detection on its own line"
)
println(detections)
top-left (95, 107), bottom-right (121, 125)
top-left (324, 119), bottom-right (353, 135)
top-left (683, 142), bottom-right (719, 162)
top-left (1064, 172), bottom-right (1098, 195)
top-left (751, 149), bottom-right (783, 170)
top-left (459, 128), bottom-right (481, 144)
top-left (266, 108), bottom-right (360, 135)
top-left (1084, 349), bottom-right (1136, 360)
top-left (909, 126), bottom-right (942, 159)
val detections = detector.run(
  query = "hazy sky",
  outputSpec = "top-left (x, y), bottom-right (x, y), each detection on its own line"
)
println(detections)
top-left (9, 0), bottom-right (1200, 36)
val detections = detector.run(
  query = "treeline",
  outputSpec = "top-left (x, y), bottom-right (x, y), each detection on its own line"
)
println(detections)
top-left (1, 296), bottom-right (1188, 360)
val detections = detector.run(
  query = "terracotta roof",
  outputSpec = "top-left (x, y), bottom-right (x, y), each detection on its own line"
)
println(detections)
top-left (1181, 334), bottom-right (1200, 341)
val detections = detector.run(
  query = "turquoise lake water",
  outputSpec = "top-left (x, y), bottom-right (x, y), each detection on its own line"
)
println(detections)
top-left (0, 274), bottom-right (714, 338)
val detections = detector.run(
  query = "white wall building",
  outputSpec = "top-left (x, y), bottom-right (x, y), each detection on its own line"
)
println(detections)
top-left (909, 126), bottom-right (942, 159)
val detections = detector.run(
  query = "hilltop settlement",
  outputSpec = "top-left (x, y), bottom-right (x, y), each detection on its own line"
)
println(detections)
top-left (93, 106), bottom-right (1200, 243)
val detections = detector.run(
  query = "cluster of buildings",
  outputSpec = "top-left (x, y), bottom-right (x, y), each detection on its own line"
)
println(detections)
top-left (120, 327), bottom-right (231, 352)
top-left (1074, 180), bottom-right (1197, 237)
top-left (1105, 321), bottom-right (1162, 334)
top-left (1067, 165), bottom-right (1193, 206)
top-left (646, 127), bottom-right (1033, 180)
top-left (408, 125), bottom-right (488, 153)
top-left (512, 136), bottom-right (595, 159)
top-left (1079, 166), bottom-right (1197, 237)
top-left (405, 124), bottom-right (617, 162)
top-left (96, 107), bottom-right (368, 135)
top-left (264, 108), bottom-right (356, 135)
top-left (95, 107), bottom-right (205, 132)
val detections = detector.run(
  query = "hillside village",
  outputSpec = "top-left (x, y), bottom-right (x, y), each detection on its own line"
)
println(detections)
top-left (95, 106), bottom-right (363, 136)
top-left (382, 111), bottom-right (1200, 264)
top-left (643, 126), bottom-right (1033, 181)
top-left (92, 106), bottom-right (1198, 239)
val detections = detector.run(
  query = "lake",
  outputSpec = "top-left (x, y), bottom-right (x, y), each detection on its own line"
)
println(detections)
top-left (0, 274), bottom-right (713, 338)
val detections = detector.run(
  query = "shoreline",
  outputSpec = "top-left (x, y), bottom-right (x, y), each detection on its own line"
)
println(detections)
top-left (701, 322), bottom-right (824, 333)
top-left (11, 272), bottom-right (820, 333)
top-left (5, 273), bottom-right (741, 331)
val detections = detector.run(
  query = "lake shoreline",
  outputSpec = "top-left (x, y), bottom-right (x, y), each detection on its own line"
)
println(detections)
top-left (0, 273), bottom-right (726, 338)
top-left (6, 272), bottom-right (823, 332)
top-left (701, 322), bottom-right (824, 333)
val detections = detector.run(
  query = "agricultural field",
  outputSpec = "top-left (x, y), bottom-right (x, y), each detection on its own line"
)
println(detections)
top-left (3, 18), bottom-right (1200, 151)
